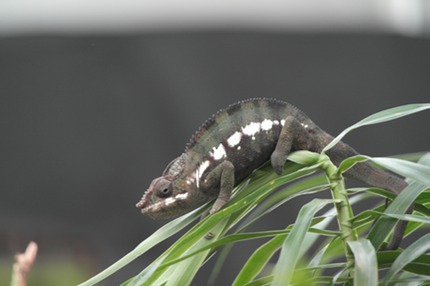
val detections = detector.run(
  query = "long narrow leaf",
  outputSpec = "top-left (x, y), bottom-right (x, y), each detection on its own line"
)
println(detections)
top-left (367, 153), bottom-right (430, 250)
top-left (153, 229), bottom-right (308, 272)
top-left (233, 235), bottom-right (285, 286)
top-left (383, 234), bottom-right (430, 285)
top-left (231, 214), bottom-right (336, 286)
top-left (380, 213), bottom-right (430, 224)
top-left (272, 199), bottom-right (334, 285)
top-left (370, 156), bottom-right (430, 186)
top-left (244, 276), bottom-right (273, 286)
top-left (164, 218), bottom-right (229, 286)
top-left (348, 239), bottom-right (378, 286)
top-left (78, 208), bottom-right (202, 286)
top-left (323, 103), bottom-right (430, 153)
top-left (377, 251), bottom-right (430, 276)
top-left (367, 181), bottom-right (427, 250)
top-left (238, 181), bottom-right (329, 232)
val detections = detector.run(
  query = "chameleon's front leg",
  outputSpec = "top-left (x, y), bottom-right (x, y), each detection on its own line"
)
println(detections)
top-left (271, 116), bottom-right (312, 174)
top-left (202, 160), bottom-right (235, 215)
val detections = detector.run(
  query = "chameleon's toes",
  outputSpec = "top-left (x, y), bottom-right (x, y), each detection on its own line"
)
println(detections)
top-left (209, 205), bottom-right (220, 215)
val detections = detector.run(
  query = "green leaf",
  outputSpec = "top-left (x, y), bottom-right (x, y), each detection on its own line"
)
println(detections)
top-left (287, 150), bottom-right (322, 165)
top-left (152, 229), bottom-right (297, 272)
top-left (382, 234), bottom-right (430, 285)
top-left (231, 215), bottom-right (335, 286)
top-left (348, 239), bottom-right (378, 286)
top-left (233, 235), bottom-right (285, 286)
top-left (323, 103), bottom-right (430, 153)
top-left (238, 179), bottom-right (329, 232)
top-left (369, 156), bottom-right (430, 186)
top-left (377, 251), bottom-right (430, 276)
top-left (381, 213), bottom-right (430, 224)
top-left (367, 181), bottom-right (428, 250)
top-left (126, 212), bottom-right (230, 285)
top-left (164, 219), bottom-right (229, 286)
top-left (272, 199), bottom-right (334, 286)
top-left (78, 208), bottom-right (202, 286)
top-left (395, 272), bottom-right (429, 286)
top-left (367, 153), bottom-right (430, 250)
top-left (244, 276), bottom-right (273, 286)
top-left (337, 155), bottom-right (369, 174)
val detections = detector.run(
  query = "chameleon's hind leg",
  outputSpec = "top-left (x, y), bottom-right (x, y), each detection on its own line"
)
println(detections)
top-left (202, 160), bottom-right (235, 215)
top-left (271, 116), bottom-right (312, 174)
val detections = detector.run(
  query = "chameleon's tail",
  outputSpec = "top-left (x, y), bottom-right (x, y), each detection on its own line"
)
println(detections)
top-left (296, 109), bottom-right (407, 193)
top-left (320, 134), bottom-right (409, 250)
top-left (317, 133), bottom-right (407, 194)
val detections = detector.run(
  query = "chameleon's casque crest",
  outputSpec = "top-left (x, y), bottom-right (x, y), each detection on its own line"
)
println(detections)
top-left (163, 153), bottom-right (186, 178)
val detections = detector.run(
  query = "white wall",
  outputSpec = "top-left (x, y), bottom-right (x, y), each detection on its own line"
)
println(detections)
top-left (0, 0), bottom-right (429, 36)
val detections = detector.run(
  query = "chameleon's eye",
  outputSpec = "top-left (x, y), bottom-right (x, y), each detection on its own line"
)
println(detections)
top-left (157, 184), bottom-right (172, 198)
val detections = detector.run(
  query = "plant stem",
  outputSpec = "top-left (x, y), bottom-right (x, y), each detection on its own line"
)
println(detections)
top-left (319, 155), bottom-right (357, 274)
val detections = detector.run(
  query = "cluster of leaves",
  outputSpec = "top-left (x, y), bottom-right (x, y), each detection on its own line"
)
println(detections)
top-left (79, 104), bottom-right (430, 286)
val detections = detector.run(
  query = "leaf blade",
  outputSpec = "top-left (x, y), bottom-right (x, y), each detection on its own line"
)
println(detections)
top-left (78, 208), bottom-right (202, 286)
top-left (348, 239), bottom-right (378, 286)
top-left (272, 199), bottom-right (334, 285)
top-left (367, 181), bottom-right (427, 250)
top-left (383, 234), bottom-right (430, 285)
top-left (323, 103), bottom-right (430, 153)
top-left (370, 156), bottom-right (430, 186)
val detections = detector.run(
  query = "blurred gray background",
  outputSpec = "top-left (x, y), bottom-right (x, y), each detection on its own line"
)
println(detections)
top-left (1, 1), bottom-right (430, 285)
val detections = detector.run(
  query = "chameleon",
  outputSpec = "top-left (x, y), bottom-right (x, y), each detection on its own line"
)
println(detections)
top-left (136, 98), bottom-right (408, 246)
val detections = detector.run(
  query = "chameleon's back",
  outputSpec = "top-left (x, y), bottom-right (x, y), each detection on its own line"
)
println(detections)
top-left (185, 98), bottom-right (316, 184)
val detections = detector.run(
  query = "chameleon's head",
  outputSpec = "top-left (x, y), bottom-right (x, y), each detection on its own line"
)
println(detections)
top-left (136, 176), bottom-right (193, 219)
top-left (136, 154), bottom-right (206, 219)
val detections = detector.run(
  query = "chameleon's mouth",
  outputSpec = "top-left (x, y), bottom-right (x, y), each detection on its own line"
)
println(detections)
top-left (140, 206), bottom-right (155, 216)
top-left (139, 203), bottom-right (159, 214)
top-left (135, 196), bottom-right (149, 210)
top-left (138, 201), bottom-right (184, 220)
top-left (136, 201), bottom-right (164, 219)
top-left (136, 192), bottom-right (191, 219)
top-left (136, 198), bottom-right (155, 213)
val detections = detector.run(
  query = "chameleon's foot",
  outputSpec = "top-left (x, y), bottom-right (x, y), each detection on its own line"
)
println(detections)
top-left (271, 151), bottom-right (286, 175)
